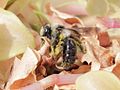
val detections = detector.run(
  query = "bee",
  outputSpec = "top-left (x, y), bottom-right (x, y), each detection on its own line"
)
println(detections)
top-left (41, 24), bottom-right (86, 70)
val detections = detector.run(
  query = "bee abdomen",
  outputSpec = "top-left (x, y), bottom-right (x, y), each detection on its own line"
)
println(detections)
top-left (63, 38), bottom-right (76, 64)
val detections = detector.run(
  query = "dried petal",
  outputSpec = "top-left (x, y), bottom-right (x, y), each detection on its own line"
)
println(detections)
top-left (0, 58), bottom-right (14, 89)
top-left (71, 65), bottom-right (91, 74)
top-left (10, 73), bottom-right (36, 89)
top-left (5, 48), bottom-right (38, 89)
top-left (112, 64), bottom-right (120, 79)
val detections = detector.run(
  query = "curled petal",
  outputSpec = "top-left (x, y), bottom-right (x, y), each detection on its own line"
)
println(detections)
top-left (20, 74), bottom-right (80, 90)
top-left (39, 37), bottom-right (50, 55)
top-left (50, 6), bottom-right (83, 25)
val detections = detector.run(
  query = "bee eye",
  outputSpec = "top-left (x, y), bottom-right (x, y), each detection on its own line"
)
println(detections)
top-left (42, 24), bottom-right (52, 39)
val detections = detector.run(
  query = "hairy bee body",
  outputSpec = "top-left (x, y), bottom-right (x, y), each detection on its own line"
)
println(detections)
top-left (41, 24), bottom-right (86, 70)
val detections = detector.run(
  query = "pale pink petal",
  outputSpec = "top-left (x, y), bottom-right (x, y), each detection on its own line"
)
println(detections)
top-left (50, 0), bottom-right (87, 16)
top-left (99, 17), bottom-right (120, 28)
top-left (57, 4), bottom-right (87, 16)
top-left (50, 6), bottom-right (75, 19)
top-left (20, 74), bottom-right (80, 90)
